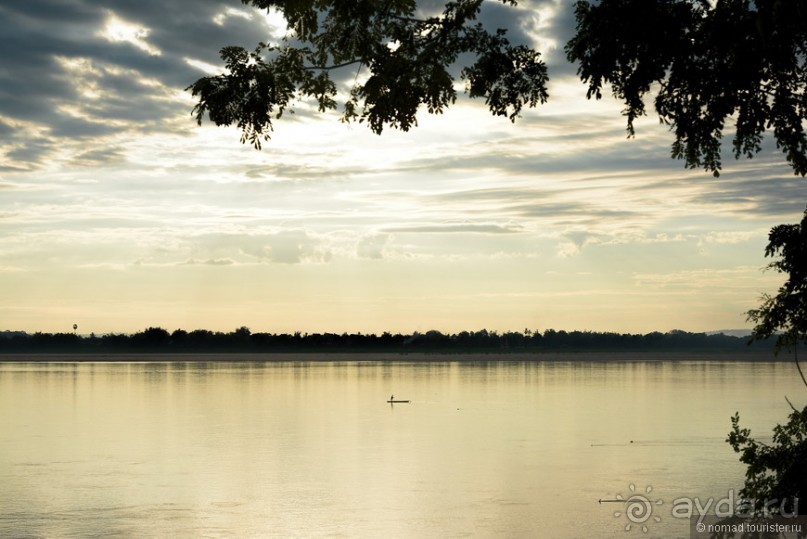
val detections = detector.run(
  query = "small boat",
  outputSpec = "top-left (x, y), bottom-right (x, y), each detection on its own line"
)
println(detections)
top-left (387, 399), bottom-right (410, 403)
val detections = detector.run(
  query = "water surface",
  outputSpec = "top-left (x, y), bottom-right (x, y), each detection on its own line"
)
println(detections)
top-left (1, 359), bottom-right (803, 538)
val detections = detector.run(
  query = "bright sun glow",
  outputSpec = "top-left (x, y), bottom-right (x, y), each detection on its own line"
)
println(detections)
top-left (213, 7), bottom-right (253, 26)
top-left (184, 57), bottom-right (223, 75)
top-left (98, 11), bottom-right (161, 56)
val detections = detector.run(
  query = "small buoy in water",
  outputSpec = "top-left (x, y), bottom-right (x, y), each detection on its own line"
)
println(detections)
top-left (630, 440), bottom-right (634, 443)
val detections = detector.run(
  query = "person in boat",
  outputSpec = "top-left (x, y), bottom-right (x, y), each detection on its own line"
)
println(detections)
top-left (390, 394), bottom-right (394, 401)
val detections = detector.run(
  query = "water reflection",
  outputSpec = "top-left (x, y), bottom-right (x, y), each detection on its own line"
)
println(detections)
top-left (0, 360), bottom-right (803, 538)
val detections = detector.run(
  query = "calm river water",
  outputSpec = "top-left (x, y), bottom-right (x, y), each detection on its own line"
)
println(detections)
top-left (1, 359), bottom-right (804, 538)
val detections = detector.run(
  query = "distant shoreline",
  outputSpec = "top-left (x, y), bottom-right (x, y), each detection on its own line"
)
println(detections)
top-left (0, 350), bottom-right (787, 363)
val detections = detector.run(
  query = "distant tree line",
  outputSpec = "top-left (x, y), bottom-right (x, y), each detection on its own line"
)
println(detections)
top-left (0, 327), bottom-right (776, 355)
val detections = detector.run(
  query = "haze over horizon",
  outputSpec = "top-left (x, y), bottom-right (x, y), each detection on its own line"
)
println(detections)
top-left (2, 1), bottom-right (805, 336)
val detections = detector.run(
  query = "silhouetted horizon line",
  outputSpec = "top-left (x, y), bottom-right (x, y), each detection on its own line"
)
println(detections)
top-left (0, 327), bottom-right (775, 355)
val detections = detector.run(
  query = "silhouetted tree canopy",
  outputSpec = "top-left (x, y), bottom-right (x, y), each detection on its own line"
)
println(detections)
top-left (567, 0), bottom-right (807, 177)
top-left (189, 0), bottom-right (807, 176)
top-left (727, 405), bottom-right (807, 519)
top-left (748, 209), bottom-right (807, 354)
top-left (0, 327), bottom-right (774, 354)
top-left (188, 0), bottom-right (548, 148)
top-left (743, 209), bottom-right (807, 526)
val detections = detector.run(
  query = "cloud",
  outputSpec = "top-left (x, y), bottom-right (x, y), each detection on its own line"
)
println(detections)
top-left (179, 258), bottom-right (235, 266)
top-left (628, 157), bottom-right (807, 219)
top-left (556, 230), bottom-right (604, 257)
top-left (70, 147), bottom-right (127, 167)
top-left (532, 0), bottom-right (582, 77)
top-left (97, 10), bottom-right (162, 56)
top-left (0, 0), bottom-right (276, 166)
top-left (0, 117), bottom-right (15, 136)
top-left (633, 266), bottom-right (781, 290)
top-left (187, 230), bottom-right (333, 265)
top-left (4, 139), bottom-right (57, 167)
top-left (262, 229), bottom-right (332, 264)
top-left (356, 233), bottom-right (389, 260)
top-left (383, 223), bottom-right (524, 234)
top-left (699, 231), bottom-right (756, 245)
top-left (243, 162), bottom-right (366, 182)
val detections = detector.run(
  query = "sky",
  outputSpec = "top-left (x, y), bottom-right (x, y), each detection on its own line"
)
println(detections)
top-left (1, 0), bottom-right (805, 336)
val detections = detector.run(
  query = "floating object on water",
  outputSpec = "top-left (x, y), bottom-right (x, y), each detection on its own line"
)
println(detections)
top-left (387, 399), bottom-right (410, 403)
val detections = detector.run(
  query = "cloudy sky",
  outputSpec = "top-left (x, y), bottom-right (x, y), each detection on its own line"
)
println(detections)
top-left (1, 0), bottom-right (805, 335)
